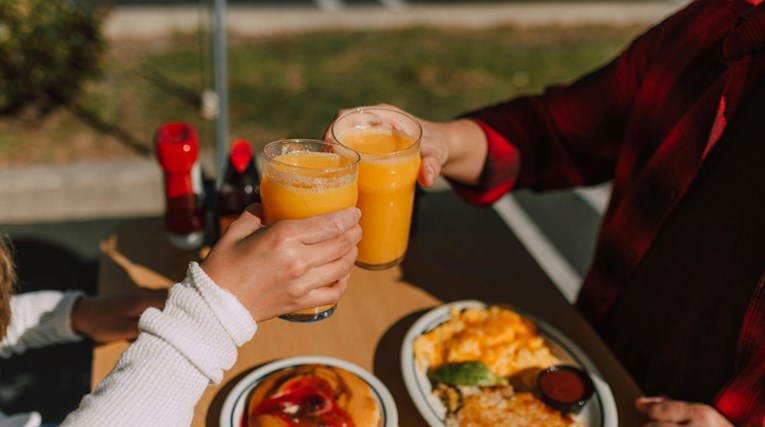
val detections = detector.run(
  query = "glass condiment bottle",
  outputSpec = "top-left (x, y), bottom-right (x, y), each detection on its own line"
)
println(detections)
top-left (155, 122), bottom-right (205, 250)
top-left (217, 139), bottom-right (261, 235)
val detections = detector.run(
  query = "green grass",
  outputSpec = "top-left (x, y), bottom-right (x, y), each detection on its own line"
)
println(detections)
top-left (0, 24), bottom-right (647, 166)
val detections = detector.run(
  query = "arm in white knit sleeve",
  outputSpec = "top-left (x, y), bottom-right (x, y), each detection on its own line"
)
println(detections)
top-left (61, 262), bottom-right (257, 427)
top-left (0, 290), bottom-right (84, 358)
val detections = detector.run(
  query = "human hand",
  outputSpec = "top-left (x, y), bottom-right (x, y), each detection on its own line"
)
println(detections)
top-left (71, 288), bottom-right (168, 343)
top-left (636, 396), bottom-right (733, 426)
top-left (201, 204), bottom-right (362, 323)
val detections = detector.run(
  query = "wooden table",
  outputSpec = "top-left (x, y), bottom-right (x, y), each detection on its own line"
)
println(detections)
top-left (93, 190), bottom-right (646, 426)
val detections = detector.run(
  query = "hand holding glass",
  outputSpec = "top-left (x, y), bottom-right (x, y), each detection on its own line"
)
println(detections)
top-left (260, 139), bottom-right (360, 322)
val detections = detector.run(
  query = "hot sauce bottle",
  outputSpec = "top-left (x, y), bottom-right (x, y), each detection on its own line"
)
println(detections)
top-left (155, 122), bottom-right (205, 251)
top-left (217, 140), bottom-right (261, 235)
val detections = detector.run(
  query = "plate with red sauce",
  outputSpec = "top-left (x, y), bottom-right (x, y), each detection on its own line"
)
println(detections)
top-left (401, 300), bottom-right (618, 427)
top-left (220, 355), bottom-right (398, 427)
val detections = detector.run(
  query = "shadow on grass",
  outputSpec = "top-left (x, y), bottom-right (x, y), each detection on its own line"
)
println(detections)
top-left (68, 66), bottom-right (202, 158)
top-left (68, 103), bottom-right (152, 157)
top-left (141, 66), bottom-right (202, 110)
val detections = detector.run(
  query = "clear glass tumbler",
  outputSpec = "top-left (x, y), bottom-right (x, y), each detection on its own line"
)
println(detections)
top-left (260, 139), bottom-right (360, 322)
top-left (331, 107), bottom-right (422, 271)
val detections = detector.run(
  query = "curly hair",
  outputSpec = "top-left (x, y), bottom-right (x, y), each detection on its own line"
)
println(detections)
top-left (0, 235), bottom-right (15, 340)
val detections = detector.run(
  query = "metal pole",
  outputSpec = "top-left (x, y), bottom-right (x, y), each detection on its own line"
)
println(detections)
top-left (213, 0), bottom-right (229, 187)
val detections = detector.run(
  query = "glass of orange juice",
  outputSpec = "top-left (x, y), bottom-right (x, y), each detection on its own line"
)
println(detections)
top-left (260, 139), bottom-right (360, 322)
top-left (331, 107), bottom-right (422, 270)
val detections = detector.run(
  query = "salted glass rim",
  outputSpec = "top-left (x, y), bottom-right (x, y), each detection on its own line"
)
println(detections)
top-left (262, 138), bottom-right (361, 174)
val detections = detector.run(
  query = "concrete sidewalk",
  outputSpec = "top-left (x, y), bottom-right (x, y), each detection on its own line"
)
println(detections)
top-left (1, 2), bottom-right (683, 224)
top-left (105, 2), bottom-right (682, 39)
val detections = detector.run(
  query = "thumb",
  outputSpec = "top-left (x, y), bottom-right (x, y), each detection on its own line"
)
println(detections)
top-left (636, 396), bottom-right (665, 413)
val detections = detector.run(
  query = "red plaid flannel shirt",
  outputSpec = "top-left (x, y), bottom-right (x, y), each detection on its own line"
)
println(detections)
top-left (454, 0), bottom-right (765, 424)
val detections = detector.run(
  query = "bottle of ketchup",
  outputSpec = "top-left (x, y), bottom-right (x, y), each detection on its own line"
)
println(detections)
top-left (155, 122), bottom-right (205, 250)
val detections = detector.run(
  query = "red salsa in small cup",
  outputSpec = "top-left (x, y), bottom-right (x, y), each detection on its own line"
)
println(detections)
top-left (537, 365), bottom-right (594, 413)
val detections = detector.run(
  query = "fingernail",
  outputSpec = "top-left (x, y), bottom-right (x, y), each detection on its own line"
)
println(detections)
top-left (638, 396), bottom-right (665, 404)
top-left (427, 166), bottom-right (434, 178)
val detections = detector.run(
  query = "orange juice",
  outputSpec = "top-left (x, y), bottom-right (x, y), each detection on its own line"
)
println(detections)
top-left (260, 140), bottom-right (359, 322)
top-left (261, 152), bottom-right (358, 224)
top-left (339, 129), bottom-right (421, 269)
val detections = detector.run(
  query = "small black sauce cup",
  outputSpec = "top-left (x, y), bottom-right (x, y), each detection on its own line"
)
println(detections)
top-left (536, 365), bottom-right (595, 414)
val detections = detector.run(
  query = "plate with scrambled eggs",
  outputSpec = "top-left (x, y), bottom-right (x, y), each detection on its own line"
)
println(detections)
top-left (401, 300), bottom-right (617, 427)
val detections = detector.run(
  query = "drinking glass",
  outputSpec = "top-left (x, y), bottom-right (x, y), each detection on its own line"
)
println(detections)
top-left (331, 107), bottom-right (422, 270)
top-left (260, 139), bottom-right (360, 322)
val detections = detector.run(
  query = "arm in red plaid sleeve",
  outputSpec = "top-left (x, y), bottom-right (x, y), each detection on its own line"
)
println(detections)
top-left (451, 0), bottom-right (709, 204)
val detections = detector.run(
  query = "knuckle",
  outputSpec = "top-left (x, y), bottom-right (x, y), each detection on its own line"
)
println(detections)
top-left (330, 214), bottom-right (346, 235)
top-left (350, 224), bottom-right (363, 244)
top-left (693, 405), bottom-right (716, 422)
top-left (338, 258), bottom-right (353, 278)
top-left (327, 282), bottom-right (347, 304)
top-left (285, 285), bottom-right (305, 299)
top-left (648, 405), bottom-right (665, 419)
top-left (224, 212), bottom-right (255, 237)
top-left (336, 234), bottom-right (353, 255)
top-left (284, 258), bottom-right (308, 279)
top-left (328, 291), bottom-right (342, 305)
top-left (271, 223), bottom-right (289, 243)
top-left (268, 225), bottom-right (294, 248)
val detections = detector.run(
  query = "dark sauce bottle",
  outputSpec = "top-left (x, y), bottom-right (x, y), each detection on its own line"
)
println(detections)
top-left (217, 140), bottom-right (261, 236)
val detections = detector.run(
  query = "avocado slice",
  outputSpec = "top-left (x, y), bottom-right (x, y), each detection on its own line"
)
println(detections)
top-left (428, 361), bottom-right (508, 387)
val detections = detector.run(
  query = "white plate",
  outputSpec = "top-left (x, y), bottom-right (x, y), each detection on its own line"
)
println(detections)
top-left (220, 355), bottom-right (398, 427)
top-left (401, 300), bottom-right (618, 427)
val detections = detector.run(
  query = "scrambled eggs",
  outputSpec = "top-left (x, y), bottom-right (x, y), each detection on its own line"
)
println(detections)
top-left (414, 305), bottom-right (559, 378)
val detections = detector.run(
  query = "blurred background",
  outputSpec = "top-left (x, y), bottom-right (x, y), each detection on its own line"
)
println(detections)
top-left (0, 0), bottom-right (680, 422)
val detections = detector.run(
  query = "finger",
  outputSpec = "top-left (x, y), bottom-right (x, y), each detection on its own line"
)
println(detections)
top-left (223, 204), bottom-right (265, 240)
top-left (644, 422), bottom-right (681, 427)
top-left (636, 396), bottom-right (666, 414)
top-left (286, 207), bottom-right (361, 245)
top-left (298, 274), bottom-right (351, 309)
top-left (684, 405), bottom-right (729, 426)
top-left (245, 203), bottom-right (264, 218)
top-left (326, 108), bottom-right (355, 141)
top-left (302, 224), bottom-right (362, 268)
top-left (323, 120), bottom-right (336, 142)
top-left (310, 246), bottom-right (357, 288)
top-left (647, 399), bottom-right (694, 423)
top-left (323, 126), bottom-right (333, 142)
top-left (418, 155), bottom-right (441, 188)
top-left (287, 246), bottom-right (357, 297)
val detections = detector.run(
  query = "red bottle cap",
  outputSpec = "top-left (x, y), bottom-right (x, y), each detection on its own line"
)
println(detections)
top-left (156, 122), bottom-right (199, 173)
top-left (229, 140), bottom-right (253, 174)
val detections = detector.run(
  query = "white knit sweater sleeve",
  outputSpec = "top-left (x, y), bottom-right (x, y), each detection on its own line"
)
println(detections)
top-left (0, 290), bottom-right (84, 358)
top-left (60, 262), bottom-right (257, 427)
